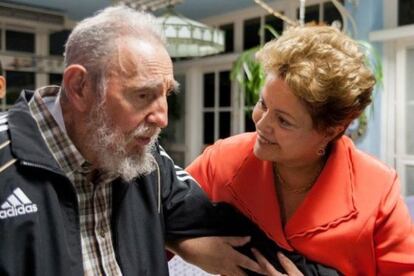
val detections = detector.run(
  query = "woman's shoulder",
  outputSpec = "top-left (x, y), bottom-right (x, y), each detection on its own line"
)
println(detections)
top-left (340, 136), bottom-right (395, 176)
top-left (186, 132), bottom-right (257, 200)
top-left (338, 136), bottom-right (397, 192)
top-left (200, 132), bottom-right (256, 170)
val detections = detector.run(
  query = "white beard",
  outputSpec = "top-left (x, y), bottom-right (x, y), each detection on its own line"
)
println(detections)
top-left (85, 102), bottom-right (160, 181)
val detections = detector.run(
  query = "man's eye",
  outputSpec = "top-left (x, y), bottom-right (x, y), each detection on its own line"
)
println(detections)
top-left (138, 93), bottom-right (149, 100)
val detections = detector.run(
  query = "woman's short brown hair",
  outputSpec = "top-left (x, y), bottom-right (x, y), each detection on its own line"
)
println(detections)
top-left (256, 26), bottom-right (376, 132)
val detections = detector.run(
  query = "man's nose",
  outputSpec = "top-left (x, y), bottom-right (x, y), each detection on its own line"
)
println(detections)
top-left (146, 97), bottom-right (168, 128)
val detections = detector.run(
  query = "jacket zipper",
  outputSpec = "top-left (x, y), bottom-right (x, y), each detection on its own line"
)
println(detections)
top-left (20, 160), bottom-right (59, 172)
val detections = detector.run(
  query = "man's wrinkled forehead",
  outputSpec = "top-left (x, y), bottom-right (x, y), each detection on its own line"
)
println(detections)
top-left (113, 37), bottom-right (172, 77)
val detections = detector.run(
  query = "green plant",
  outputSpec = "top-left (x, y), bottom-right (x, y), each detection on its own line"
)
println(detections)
top-left (230, 46), bottom-right (263, 107)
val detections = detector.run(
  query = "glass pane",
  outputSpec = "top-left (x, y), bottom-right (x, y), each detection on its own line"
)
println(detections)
top-left (219, 112), bottom-right (231, 139)
top-left (203, 112), bottom-right (215, 145)
top-left (265, 14), bottom-right (284, 42)
top-left (49, 73), bottom-right (63, 86)
top-left (297, 4), bottom-right (320, 24)
top-left (406, 165), bottom-right (414, 196)
top-left (203, 73), bottom-right (215, 108)
top-left (243, 17), bottom-right (261, 50)
top-left (49, 30), bottom-right (71, 56)
top-left (220, 23), bottom-right (234, 53)
top-left (399, 0), bottom-right (414, 26)
top-left (244, 110), bottom-right (256, 132)
top-left (161, 75), bottom-right (186, 145)
top-left (219, 71), bottom-right (231, 107)
top-left (6, 30), bottom-right (35, 53)
top-left (406, 49), bottom-right (414, 155)
top-left (323, 2), bottom-right (343, 27)
top-left (5, 71), bottom-right (35, 106)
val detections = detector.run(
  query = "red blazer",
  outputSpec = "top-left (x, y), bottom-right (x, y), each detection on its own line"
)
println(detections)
top-left (187, 132), bottom-right (414, 275)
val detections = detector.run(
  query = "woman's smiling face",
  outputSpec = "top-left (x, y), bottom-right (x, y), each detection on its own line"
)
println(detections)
top-left (252, 75), bottom-right (329, 167)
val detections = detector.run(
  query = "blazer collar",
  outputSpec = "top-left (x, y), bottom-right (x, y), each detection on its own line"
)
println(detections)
top-left (285, 137), bottom-right (358, 239)
top-left (227, 137), bottom-right (292, 250)
top-left (227, 136), bottom-right (357, 249)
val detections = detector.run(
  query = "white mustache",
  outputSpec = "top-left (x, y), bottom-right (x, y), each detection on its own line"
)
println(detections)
top-left (126, 124), bottom-right (161, 144)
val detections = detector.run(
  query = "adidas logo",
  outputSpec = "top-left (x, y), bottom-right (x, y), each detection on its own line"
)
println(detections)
top-left (0, 188), bottom-right (38, 219)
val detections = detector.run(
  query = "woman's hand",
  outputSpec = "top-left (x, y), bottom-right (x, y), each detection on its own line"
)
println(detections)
top-left (167, 236), bottom-right (266, 276)
top-left (252, 248), bottom-right (304, 276)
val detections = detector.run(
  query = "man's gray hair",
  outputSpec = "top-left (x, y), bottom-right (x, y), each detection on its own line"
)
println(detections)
top-left (63, 5), bottom-right (165, 96)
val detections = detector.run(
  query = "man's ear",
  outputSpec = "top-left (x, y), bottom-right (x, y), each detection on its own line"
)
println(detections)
top-left (62, 65), bottom-right (90, 112)
top-left (0, 76), bottom-right (6, 99)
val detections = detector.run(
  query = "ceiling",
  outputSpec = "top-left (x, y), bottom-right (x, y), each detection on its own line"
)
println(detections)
top-left (3, 0), bottom-right (258, 21)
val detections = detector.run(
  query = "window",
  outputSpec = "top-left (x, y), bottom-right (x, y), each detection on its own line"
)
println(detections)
top-left (402, 47), bottom-right (414, 196)
top-left (220, 23), bottom-right (234, 53)
top-left (202, 70), bottom-right (232, 145)
top-left (323, 1), bottom-right (343, 26)
top-left (49, 30), bottom-right (70, 56)
top-left (242, 12), bottom-right (286, 50)
top-left (298, 4), bottom-right (320, 24)
top-left (49, 73), bottom-right (63, 85)
top-left (265, 14), bottom-right (284, 42)
top-left (5, 70), bottom-right (35, 108)
top-left (243, 17), bottom-right (261, 50)
top-left (6, 30), bottom-right (35, 53)
top-left (399, 0), bottom-right (414, 26)
top-left (296, 1), bottom-right (343, 27)
top-left (159, 74), bottom-right (186, 167)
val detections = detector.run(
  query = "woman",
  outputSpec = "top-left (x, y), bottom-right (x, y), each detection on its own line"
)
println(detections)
top-left (187, 26), bottom-right (414, 275)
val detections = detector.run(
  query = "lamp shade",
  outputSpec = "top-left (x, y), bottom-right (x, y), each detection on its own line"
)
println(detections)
top-left (157, 8), bottom-right (225, 57)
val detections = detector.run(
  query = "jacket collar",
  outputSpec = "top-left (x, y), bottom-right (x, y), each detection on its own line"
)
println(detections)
top-left (8, 90), bottom-right (62, 173)
top-left (228, 134), bottom-right (357, 249)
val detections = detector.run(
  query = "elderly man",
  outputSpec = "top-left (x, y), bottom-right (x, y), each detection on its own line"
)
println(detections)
top-left (0, 6), bottom-right (269, 276)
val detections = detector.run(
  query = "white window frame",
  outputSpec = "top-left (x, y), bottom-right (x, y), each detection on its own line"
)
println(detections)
top-left (201, 67), bottom-right (234, 145)
top-left (396, 40), bottom-right (414, 196)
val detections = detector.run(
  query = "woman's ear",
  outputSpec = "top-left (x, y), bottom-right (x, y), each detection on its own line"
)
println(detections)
top-left (62, 65), bottom-right (89, 112)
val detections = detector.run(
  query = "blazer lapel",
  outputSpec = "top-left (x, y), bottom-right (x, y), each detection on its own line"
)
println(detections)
top-left (226, 152), bottom-right (293, 250)
top-left (285, 137), bottom-right (358, 240)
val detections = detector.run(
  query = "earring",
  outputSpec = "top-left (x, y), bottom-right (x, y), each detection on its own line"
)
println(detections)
top-left (317, 146), bottom-right (326, 156)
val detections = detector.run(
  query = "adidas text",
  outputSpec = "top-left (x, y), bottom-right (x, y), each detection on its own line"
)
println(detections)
top-left (0, 188), bottom-right (38, 219)
top-left (0, 204), bottom-right (38, 219)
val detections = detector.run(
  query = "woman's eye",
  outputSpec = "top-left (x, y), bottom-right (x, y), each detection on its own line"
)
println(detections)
top-left (279, 116), bottom-right (291, 127)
